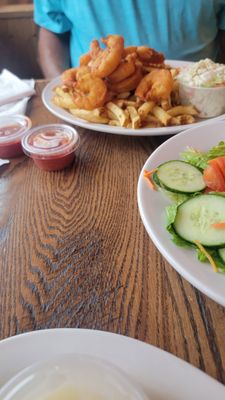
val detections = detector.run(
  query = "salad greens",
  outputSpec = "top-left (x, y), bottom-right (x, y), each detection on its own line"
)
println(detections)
top-left (181, 140), bottom-right (225, 169)
top-left (156, 141), bottom-right (225, 273)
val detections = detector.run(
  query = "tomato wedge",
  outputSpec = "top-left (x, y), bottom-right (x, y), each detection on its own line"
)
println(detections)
top-left (212, 156), bottom-right (225, 173)
top-left (203, 156), bottom-right (225, 191)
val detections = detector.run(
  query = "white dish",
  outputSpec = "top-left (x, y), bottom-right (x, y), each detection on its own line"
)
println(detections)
top-left (0, 328), bottom-right (224, 399)
top-left (0, 353), bottom-right (147, 400)
top-left (42, 60), bottom-right (225, 137)
top-left (179, 81), bottom-right (225, 118)
top-left (137, 120), bottom-right (225, 306)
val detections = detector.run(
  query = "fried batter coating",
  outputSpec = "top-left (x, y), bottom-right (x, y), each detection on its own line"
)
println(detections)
top-left (107, 53), bottom-right (137, 83)
top-left (72, 73), bottom-right (107, 110)
top-left (135, 69), bottom-right (173, 101)
top-left (90, 35), bottom-right (124, 78)
top-left (123, 46), bottom-right (137, 56)
top-left (108, 67), bottom-right (143, 93)
top-left (79, 52), bottom-right (92, 66)
top-left (62, 66), bottom-right (90, 88)
top-left (136, 46), bottom-right (165, 64)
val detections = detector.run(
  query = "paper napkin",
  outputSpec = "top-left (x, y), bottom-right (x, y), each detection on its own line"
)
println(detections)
top-left (0, 69), bottom-right (36, 116)
top-left (0, 159), bottom-right (10, 167)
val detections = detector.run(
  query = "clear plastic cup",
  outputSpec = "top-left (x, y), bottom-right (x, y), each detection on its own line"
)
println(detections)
top-left (22, 124), bottom-right (80, 171)
top-left (179, 82), bottom-right (225, 118)
top-left (0, 115), bottom-right (32, 158)
top-left (0, 353), bottom-right (148, 400)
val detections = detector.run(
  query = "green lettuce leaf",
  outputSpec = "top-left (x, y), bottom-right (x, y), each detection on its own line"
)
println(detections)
top-left (207, 141), bottom-right (225, 159)
top-left (167, 224), bottom-right (225, 273)
top-left (215, 254), bottom-right (225, 274)
top-left (165, 191), bottom-right (201, 227)
top-left (165, 192), bottom-right (191, 225)
top-left (163, 190), bottom-right (190, 204)
top-left (167, 224), bottom-right (194, 248)
top-left (180, 141), bottom-right (225, 169)
top-left (196, 247), bottom-right (225, 274)
top-left (166, 204), bottom-right (178, 225)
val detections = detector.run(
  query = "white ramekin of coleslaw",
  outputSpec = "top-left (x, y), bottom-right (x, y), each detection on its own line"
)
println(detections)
top-left (177, 58), bottom-right (225, 118)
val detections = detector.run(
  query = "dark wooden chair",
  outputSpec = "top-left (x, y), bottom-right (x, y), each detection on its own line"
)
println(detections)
top-left (0, 4), bottom-right (43, 78)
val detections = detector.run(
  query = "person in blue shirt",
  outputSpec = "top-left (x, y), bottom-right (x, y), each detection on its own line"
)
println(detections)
top-left (34, 0), bottom-right (225, 78)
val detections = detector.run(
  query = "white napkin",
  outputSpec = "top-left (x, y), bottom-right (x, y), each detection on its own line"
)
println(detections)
top-left (0, 159), bottom-right (10, 167)
top-left (0, 69), bottom-right (36, 116)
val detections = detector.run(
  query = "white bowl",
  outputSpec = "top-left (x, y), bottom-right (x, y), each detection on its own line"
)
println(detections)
top-left (0, 353), bottom-right (148, 400)
top-left (179, 82), bottom-right (225, 118)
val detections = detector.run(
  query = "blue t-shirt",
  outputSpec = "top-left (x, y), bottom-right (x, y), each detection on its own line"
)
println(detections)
top-left (34, 0), bottom-right (225, 66)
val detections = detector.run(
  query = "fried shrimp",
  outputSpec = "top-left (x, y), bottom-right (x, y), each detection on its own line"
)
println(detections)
top-left (90, 39), bottom-right (101, 59)
top-left (90, 34), bottom-right (124, 78)
top-left (123, 46), bottom-right (137, 56)
top-left (107, 53), bottom-right (137, 83)
top-left (79, 52), bottom-right (92, 66)
top-left (107, 66), bottom-right (143, 93)
top-left (62, 66), bottom-right (90, 87)
top-left (54, 35), bottom-right (200, 130)
top-left (62, 67), bottom-right (78, 87)
top-left (73, 73), bottom-right (107, 110)
top-left (137, 46), bottom-right (165, 64)
top-left (135, 69), bottom-right (173, 101)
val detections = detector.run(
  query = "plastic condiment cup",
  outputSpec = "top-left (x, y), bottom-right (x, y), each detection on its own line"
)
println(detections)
top-left (178, 82), bottom-right (225, 118)
top-left (22, 124), bottom-right (80, 171)
top-left (0, 353), bottom-right (148, 400)
top-left (0, 115), bottom-right (32, 158)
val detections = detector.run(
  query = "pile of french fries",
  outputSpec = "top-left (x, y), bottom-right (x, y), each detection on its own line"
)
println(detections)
top-left (52, 68), bottom-right (199, 129)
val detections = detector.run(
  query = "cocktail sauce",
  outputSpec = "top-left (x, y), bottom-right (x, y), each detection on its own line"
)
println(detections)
top-left (22, 124), bottom-right (80, 171)
top-left (0, 115), bottom-right (32, 158)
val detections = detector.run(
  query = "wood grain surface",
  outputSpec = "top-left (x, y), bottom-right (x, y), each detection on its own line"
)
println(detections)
top-left (0, 82), bottom-right (225, 384)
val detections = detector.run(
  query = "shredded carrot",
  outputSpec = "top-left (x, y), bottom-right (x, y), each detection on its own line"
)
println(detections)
top-left (144, 168), bottom-right (157, 177)
top-left (144, 169), bottom-right (157, 190)
top-left (211, 222), bottom-right (225, 229)
top-left (194, 240), bottom-right (218, 272)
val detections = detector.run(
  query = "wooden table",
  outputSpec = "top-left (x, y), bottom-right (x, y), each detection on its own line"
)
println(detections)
top-left (1, 81), bottom-right (225, 384)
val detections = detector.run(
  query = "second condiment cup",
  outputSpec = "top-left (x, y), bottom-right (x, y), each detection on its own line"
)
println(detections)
top-left (22, 124), bottom-right (80, 171)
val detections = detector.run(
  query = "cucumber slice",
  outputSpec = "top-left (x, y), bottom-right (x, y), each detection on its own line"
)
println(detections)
top-left (173, 194), bottom-right (225, 247)
top-left (218, 248), bottom-right (225, 263)
top-left (152, 171), bottom-right (160, 186)
top-left (156, 160), bottom-right (206, 193)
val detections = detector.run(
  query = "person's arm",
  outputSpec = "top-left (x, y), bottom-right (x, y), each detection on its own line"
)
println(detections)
top-left (38, 27), bottom-right (71, 78)
top-left (218, 30), bottom-right (225, 64)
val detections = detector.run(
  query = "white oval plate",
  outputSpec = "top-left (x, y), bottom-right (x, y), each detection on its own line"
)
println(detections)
top-left (42, 60), bottom-right (225, 136)
top-left (138, 120), bottom-right (225, 306)
top-left (0, 328), bottom-right (224, 399)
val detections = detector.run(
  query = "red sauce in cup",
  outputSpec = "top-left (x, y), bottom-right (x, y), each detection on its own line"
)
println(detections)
top-left (0, 115), bottom-right (32, 158)
top-left (0, 124), bottom-right (21, 136)
top-left (22, 124), bottom-right (80, 171)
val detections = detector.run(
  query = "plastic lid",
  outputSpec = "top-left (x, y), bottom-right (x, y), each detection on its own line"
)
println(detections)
top-left (0, 115), bottom-right (32, 144)
top-left (22, 124), bottom-right (80, 159)
top-left (0, 354), bottom-right (148, 400)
